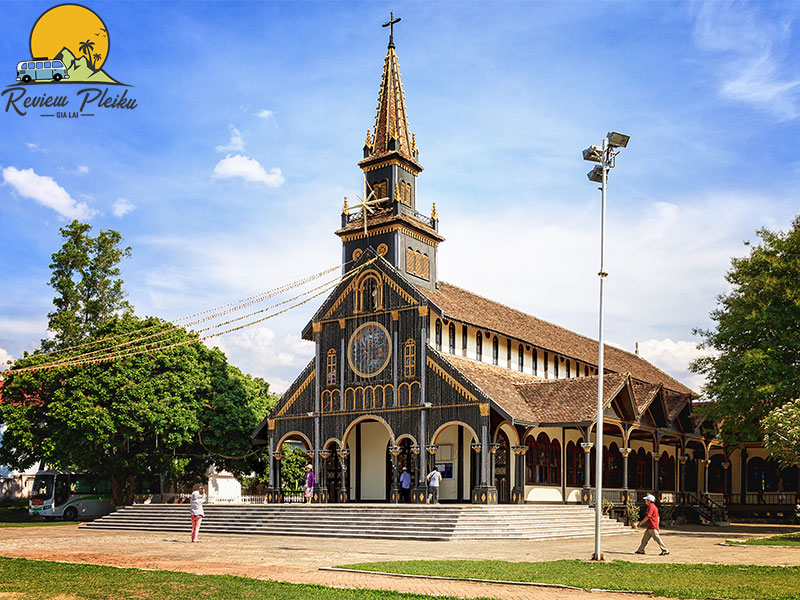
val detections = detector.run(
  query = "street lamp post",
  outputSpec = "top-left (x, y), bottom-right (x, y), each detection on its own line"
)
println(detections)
top-left (583, 131), bottom-right (629, 562)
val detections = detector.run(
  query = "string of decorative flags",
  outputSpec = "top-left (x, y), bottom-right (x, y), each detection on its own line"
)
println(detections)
top-left (8, 258), bottom-right (376, 375)
top-left (34, 261), bottom-right (348, 360)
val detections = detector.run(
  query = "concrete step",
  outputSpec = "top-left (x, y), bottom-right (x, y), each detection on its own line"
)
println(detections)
top-left (85, 503), bottom-right (635, 540)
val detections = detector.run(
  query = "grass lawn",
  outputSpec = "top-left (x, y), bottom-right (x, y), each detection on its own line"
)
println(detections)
top-left (0, 557), bottom-right (481, 600)
top-left (0, 506), bottom-right (81, 527)
top-left (730, 532), bottom-right (800, 546)
top-left (338, 559), bottom-right (800, 600)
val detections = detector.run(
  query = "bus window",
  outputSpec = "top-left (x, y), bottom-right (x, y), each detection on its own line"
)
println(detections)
top-left (71, 474), bottom-right (97, 494)
top-left (54, 474), bottom-right (70, 506)
top-left (27, 62), bottom-right (34, 69)
top-left (36, 62), bottom-right (43, 68)
top-left (53, 61), bottom-right (63, 67)
top-left (95, 478), bottom-right (112, 495)
top-left (31, 474), bottom-right (54, 500)
top-left (44, 62), bottom-right (51, 68)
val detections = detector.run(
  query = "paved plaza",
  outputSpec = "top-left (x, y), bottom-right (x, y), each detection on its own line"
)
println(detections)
top-left (3, 522), bottom-right (799, 600)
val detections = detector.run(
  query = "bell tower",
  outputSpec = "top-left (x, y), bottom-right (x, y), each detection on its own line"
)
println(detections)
top-left (336, 13), bottom-right (443, 292)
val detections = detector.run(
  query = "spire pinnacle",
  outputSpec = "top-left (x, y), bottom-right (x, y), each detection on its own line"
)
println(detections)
top-left (382, 11), bottom-right (401, 48)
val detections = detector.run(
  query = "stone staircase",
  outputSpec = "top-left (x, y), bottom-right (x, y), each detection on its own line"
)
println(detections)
top-left (84, 504), bottom-right (635, 541)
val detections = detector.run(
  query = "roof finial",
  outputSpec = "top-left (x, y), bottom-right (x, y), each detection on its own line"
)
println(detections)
top-left (635, 341), bottom-right (639, 356)
top-left (342, 196), bottom-right (349, 215)
top-left (382, 11), bottom-right (401, 48)
top-left (431, 202), bottom-right (438, 220)
top-left (365, 129), bottom-right (373, 149)
top-left (411, 133), bottom-right (417, 153)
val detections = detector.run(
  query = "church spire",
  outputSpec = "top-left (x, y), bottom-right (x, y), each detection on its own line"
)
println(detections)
top-left (362, 16), bottom-right (420, 167)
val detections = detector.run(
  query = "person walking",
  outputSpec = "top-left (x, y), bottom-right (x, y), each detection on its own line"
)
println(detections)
top-left (303, 464), bottom-right (315, 504)
top-left (189, 484), bottom-right (205, 543)
top-left (635, 494), bottom-right (669, 555)
top-left (399, 466), bottom-right (411, 503)
top-left (426, 466), bottom-right (441, 505)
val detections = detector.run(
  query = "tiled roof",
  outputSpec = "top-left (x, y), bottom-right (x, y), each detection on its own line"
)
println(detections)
top-left (438, 354), bottom-right (538, 422)
top-left (631, 381), bottom-right (661, 412)
top-left (514, 372), bottom-right (629, 424)
top-left (418, 282), bottom-right (695, 396)
top-left (665, 394), bottom-right (690, 422)
top-left (440, 353), bottom-right (631, 425)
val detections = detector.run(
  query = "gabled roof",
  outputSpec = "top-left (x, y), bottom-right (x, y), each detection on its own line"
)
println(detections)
top-left (514, 372), bottom-right (630, 425)
top-left (631, 381), bottom-right (661, 412)
top-left (439, 354), bottom-right (636, 426)
top-left (417, 281), bottom-right (695, 396)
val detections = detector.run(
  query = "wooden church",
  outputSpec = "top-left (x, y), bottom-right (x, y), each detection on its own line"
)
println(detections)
top-left (253, 19), bottom-right (792, 514)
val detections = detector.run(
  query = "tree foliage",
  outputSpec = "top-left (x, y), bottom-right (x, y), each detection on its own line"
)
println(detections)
top-left (46, 220), bottom-right (132, 350)
top-left (280, 444), bottom-right (308, 491)
top-left (763, 399), bottom-right (800, 467)
top-left (691, 216), bottom-right (800, 446)
top-left (1, 315), bottom-right (278, 505)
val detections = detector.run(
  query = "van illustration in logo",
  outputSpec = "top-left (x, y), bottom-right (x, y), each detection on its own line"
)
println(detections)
top-left (16, 58), bottom-right (69, 82)
top-left (15, 4), bottom-right (124, 86)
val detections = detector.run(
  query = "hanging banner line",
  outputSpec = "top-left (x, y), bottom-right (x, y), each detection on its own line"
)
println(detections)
top-left (34, 270), bottom-right (349, 369)
top-left (10, 258), bottom-right (375, 374)
top-left (26, 260), bottom-right (349, 361)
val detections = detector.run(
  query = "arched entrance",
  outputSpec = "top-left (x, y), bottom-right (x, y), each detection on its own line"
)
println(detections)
top-left (343, 416), bottom-right (394, 502)
top-left (494, 430), bottom-right (511, 503)
top-left (324, 441), bottom-right (349, 503)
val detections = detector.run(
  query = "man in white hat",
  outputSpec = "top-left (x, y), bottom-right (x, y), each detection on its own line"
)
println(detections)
top-left (635, 494), bottom-right (670, 555)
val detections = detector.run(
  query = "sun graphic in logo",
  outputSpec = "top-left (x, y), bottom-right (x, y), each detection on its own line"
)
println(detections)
top-left (27, 4), bottom-right (120, 84)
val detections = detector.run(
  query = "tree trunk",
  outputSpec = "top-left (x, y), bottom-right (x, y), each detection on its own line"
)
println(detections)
top-left (110, 473), bottom-right (138, 506)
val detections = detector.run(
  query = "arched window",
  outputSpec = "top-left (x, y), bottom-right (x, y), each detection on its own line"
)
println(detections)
top-left (585, 365), bottom-right (589, 376)
top-left (544, 352), bottom-right (549, 378)
top-left (629, 448), bottom-right (649, 489)
top-left (404, 339), bottom-right (416, 378)
top-left (566, 360), bottom-right (571, 378)
top-left (476, 331), bottom-right (482, 361)
top-left (492, 337), bottom-right (499, 366)
top-left (659, 451), bottom-right (675, 491)
top-left (435, 319), bottom-right (442, 352)
top-left (448, 323), bottom-right (456, 354)
top-left (462, 325), bottom-right (468, 357)
top-left (326, 349), bottom-right (337, 386)
top-left (566, 440), bottom-right (584, 486)
top-left (607, 443), bottom-right (622, 488)
top-left (422, 254), bottom-right (430, 280)
top-left (526, 433), bottom-right (560, 485)
top-left (533, 350), bottom-right (538, 376)
top-left (554, 356), bottom-right (559, 378)
top-left (747, 457), bottom-right (779, 493)
top-left (357, 274), bottom-right (382, 313)
top-left (518, 345), bottom-right (524, 372)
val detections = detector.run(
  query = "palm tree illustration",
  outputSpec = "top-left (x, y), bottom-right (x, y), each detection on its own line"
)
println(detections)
top-left (78, 39), bottom-right (96, 69)
top-left (93, 53), bottom-right (102, 69)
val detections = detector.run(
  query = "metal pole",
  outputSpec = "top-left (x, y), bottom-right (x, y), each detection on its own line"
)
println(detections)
top-left (594, 136), bottom-right (608, 561)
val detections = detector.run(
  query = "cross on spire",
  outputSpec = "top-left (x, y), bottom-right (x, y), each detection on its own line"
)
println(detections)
top-left (382, 12), bottom-right (401, 48)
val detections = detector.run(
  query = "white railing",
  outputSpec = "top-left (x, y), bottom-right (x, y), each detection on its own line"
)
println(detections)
top-left (602, 489), bottom-right (624, 503)
top-left (660, 491), bottom-right (676, 504)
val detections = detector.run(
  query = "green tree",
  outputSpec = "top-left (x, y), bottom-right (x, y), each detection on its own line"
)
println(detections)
top-left (691, 216), bottom-right (800, 446)
top-left (46, 220), bottom-right (131, 350)
top-left (1, 315), bottom-right (278, 505)
top-left (762, 399), bottom-right (800, 467)
top-left (280, 444), bottom-right (308, 491)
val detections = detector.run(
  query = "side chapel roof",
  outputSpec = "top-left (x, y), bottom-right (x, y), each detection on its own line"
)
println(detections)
top-left (418, 281), bottom-right (695, 396)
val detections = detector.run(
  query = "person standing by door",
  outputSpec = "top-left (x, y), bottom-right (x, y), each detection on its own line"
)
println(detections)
top-left (399, 466), bottom-right (411, 502)
top-left (303, 464), bottom-right (315, 504)
top-left (426, 466), bottom-right (441, 505)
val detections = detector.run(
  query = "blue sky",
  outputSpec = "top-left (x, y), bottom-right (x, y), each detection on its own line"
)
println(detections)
top-left (1, 0), bottom-right (798, 392)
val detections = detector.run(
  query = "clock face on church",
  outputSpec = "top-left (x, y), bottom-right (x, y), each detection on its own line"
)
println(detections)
top-left (347, 322), bottom-right (392, 378)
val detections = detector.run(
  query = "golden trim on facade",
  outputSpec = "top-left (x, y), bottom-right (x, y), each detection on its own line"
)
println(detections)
top-left (276, 370), bottom-right (315, 417)
top-left (427, 356), bottom-right (480, 404)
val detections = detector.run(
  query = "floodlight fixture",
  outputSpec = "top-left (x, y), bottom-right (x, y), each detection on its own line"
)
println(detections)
top-left (582, 145), bottom-right (603, 163)
top-left (587, 165), bottom-right (603, 183)
top-left (606, 131), bottom-right (630, 148)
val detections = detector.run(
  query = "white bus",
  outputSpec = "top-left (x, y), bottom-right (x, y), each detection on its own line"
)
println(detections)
top-left (29, 470), bottom-right (116, 520)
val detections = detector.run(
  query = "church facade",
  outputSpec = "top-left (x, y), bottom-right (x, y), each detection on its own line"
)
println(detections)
top-left (253, 25), bottom-right (797, 515)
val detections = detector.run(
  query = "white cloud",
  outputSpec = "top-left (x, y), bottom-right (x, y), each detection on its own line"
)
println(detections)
top-left (211, 325), bottom-right (314, 393)
top-left (212, 155), bottom-right (285, 187)
top-left (255, 109), bottom-right (274, 120)
top-left (215, 124), bottom-right (245, 152)
top-left (0, 347), bottom-right (13, 371)
top-left (112, 197), bottom-right (136, 217)
top-left (1, 166), bottom-right (96, 220)
top-left (636, 339), bottom-right (716, 393)
top-left (25, 143), bottom-right (47, 153)
top-left (76, 165), bottom-right (90, 175)
top-left (693, 1), bottom-right (800, 120)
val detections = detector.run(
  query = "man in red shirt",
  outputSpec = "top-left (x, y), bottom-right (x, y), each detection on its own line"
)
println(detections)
top-left (635, 494), bottom-right (670, 555)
